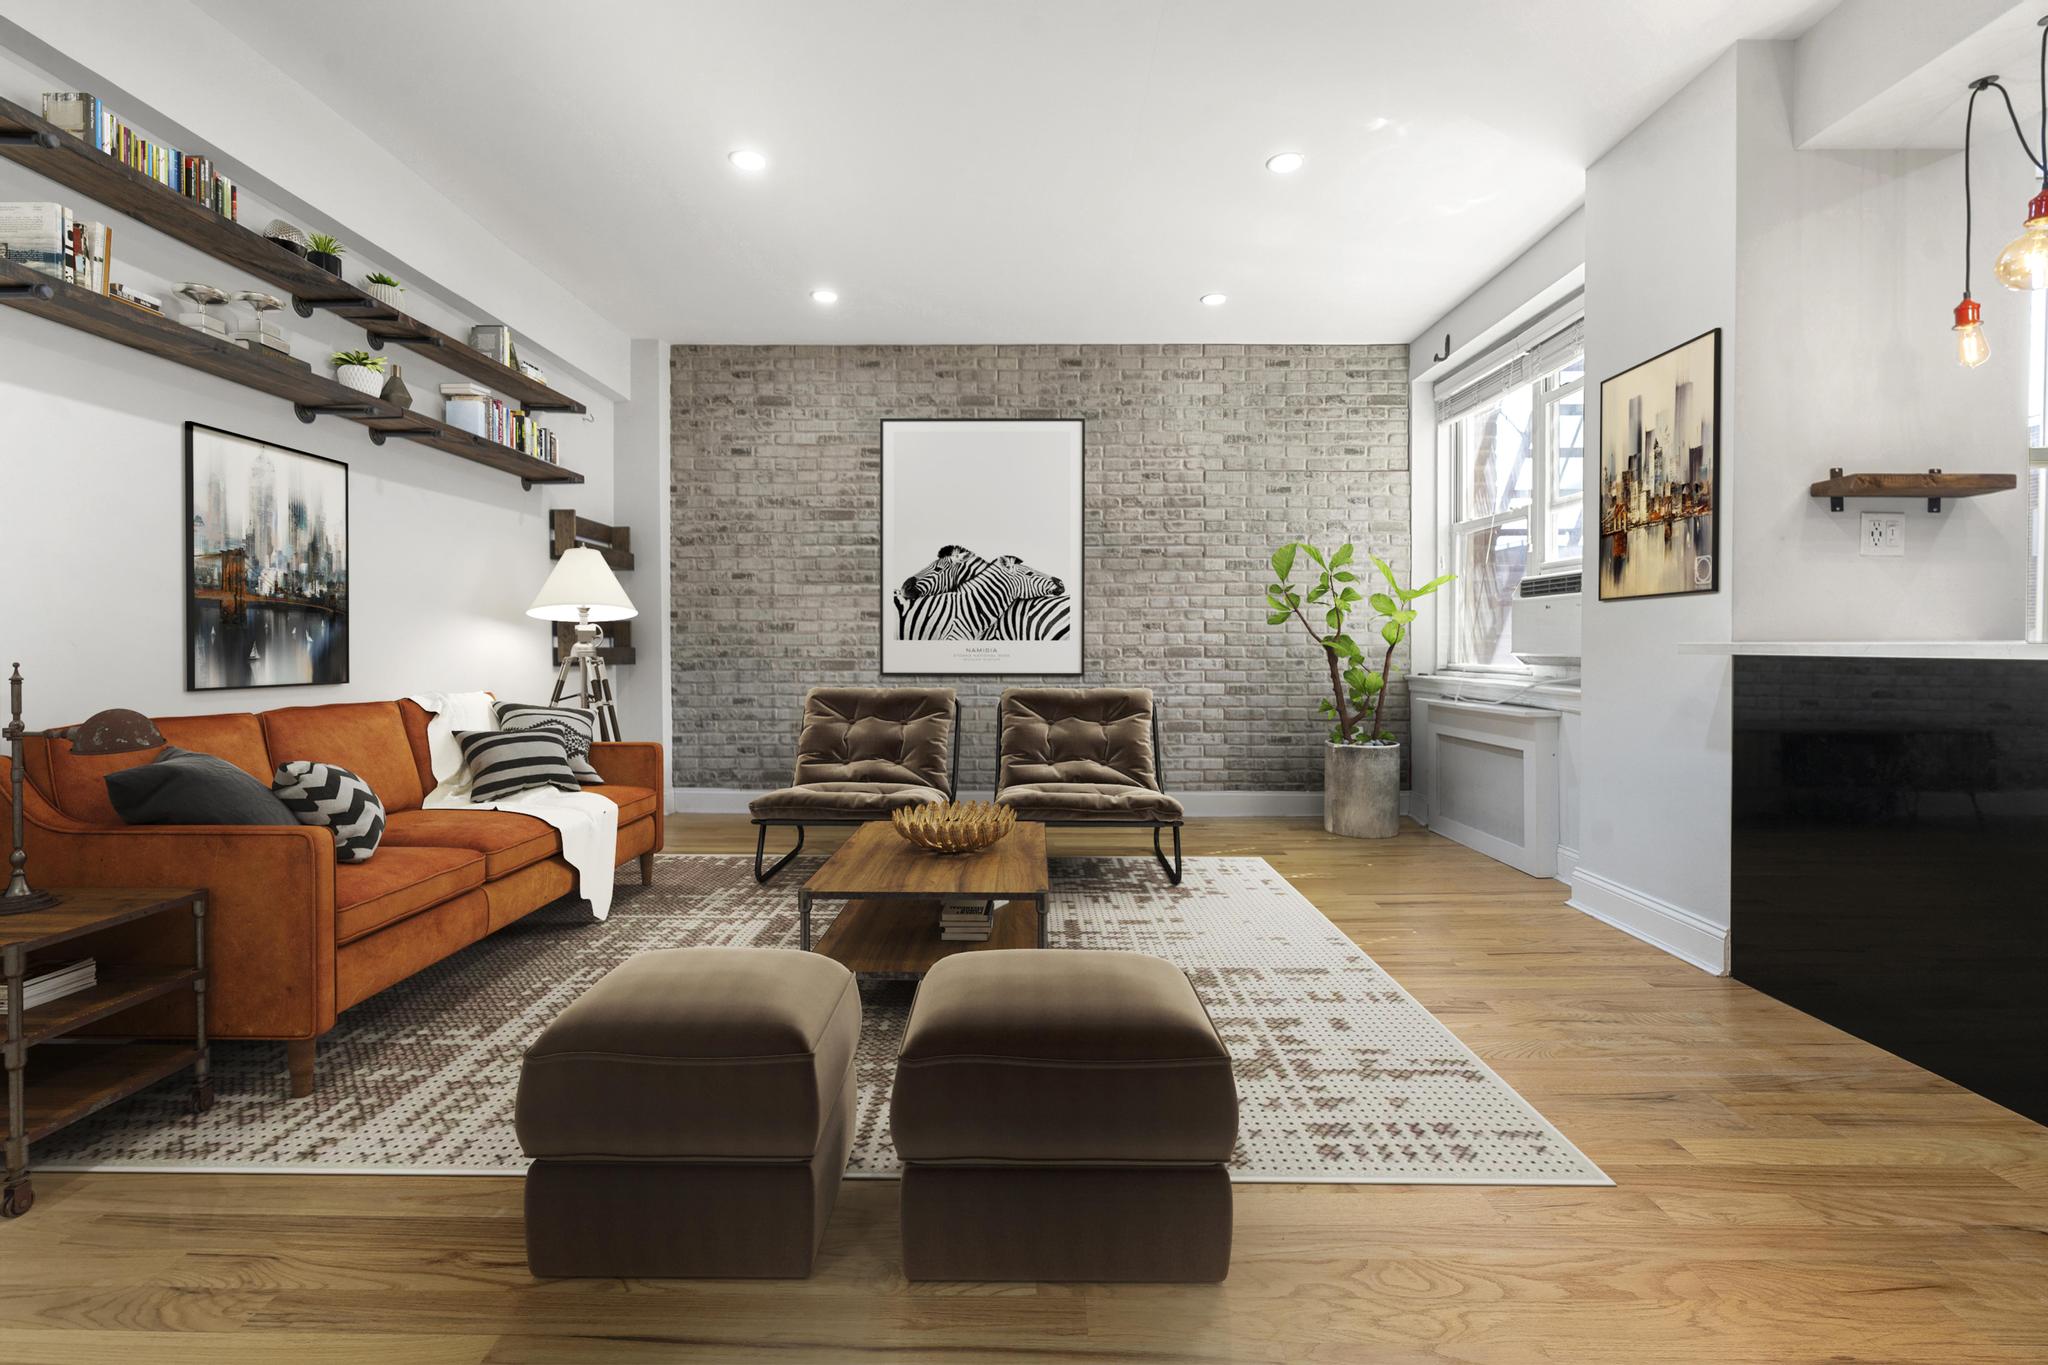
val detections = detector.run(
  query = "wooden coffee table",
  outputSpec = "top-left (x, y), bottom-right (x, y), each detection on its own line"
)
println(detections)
top-left (799, 822), bottom-right (1049, 979)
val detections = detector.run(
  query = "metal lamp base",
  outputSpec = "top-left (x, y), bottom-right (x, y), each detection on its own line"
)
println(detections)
top-left (0, 889), bottom-right (59, 916)
top-left (549, 617), bottom-right (622, 742)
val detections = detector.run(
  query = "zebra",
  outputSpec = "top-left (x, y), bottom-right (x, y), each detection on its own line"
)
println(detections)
top-left (980, 592), bottom-right (1071, 641)
top-left (893, 546), bottom-right (1071, 641)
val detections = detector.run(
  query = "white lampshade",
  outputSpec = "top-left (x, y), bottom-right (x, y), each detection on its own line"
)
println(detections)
top-left (527, 547), bottom-right (637, 623)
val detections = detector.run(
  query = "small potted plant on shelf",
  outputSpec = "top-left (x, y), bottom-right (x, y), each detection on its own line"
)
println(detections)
top-left (330, 349), bottom-right (387, 396)
top-left (362, 271), bottom-right (403, 309)
top-left (305, 233), bottom-right (346, 276)
top-left (1260, 541), bottom-right (1451, 840)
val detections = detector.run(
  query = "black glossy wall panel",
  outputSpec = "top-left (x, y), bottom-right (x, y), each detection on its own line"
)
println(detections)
top-left (1731, 655), bottom-right (2047, 1125)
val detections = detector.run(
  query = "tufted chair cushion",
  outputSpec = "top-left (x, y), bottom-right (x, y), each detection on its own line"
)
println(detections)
top-left (789, 687), bottom-right (957, 796)
top-left (997, 688), bottom-right (1161, 793)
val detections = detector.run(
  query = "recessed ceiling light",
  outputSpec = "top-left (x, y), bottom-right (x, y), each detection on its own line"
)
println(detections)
top-left (811, 288), bottom-right (839, 304)
top-left (1200, 293), bottom-right (1227, 306)
top-left (728, 148), bottom-right (768, 172)
top-left (1265, 151), bottom-right (1305, 174)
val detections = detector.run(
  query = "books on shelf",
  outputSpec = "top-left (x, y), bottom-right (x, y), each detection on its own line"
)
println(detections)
top-left (0, 202), bottom-right (116, 292)
top-left (0, 957), bottom-right (96, 1014)
top-left (470, 323), bottom-right (518, 368)
top-left (111, 282), bottom-right (163, 314)
top-left (440, 382), bottom-right (560, 460)
top-left (41, 92), bottom-right (239, 222)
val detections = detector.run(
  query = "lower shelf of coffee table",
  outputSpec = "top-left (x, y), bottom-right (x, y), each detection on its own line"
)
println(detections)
top-left (813, 899), bottom-right (1038, 977)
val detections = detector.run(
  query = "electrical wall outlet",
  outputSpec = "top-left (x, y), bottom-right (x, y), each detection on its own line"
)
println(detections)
top-left (1860, 511), bottom-right (1905, 557)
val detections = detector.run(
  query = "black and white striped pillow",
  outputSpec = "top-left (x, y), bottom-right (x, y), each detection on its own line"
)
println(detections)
top-left (492, 701), bottom-right (604, 784)
top-left (455, 730), bottom-right (581, 802)
top-left (272, 762), bottom-right (386, 863)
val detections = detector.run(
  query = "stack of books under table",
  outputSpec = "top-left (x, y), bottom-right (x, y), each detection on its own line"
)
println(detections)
top-left (939, 900), bottom-right (995, 942)
top-left (0, 957), bottom-right (96, 1014)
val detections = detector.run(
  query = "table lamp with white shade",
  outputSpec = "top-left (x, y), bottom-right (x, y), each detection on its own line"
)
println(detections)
top-left (527, 547), bottom-right (636, 741)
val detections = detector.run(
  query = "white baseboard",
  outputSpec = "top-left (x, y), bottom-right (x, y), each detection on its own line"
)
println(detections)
top-left (668, 788), bottom-right (1341, 818)
top-left (1555, 843), bottom-right (1580, 885)
top-left (1567, 867), bottom-right (1728, 975)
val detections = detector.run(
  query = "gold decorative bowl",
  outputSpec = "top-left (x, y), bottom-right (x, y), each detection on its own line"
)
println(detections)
top-left (891, 800), bottom-right (1016, 854)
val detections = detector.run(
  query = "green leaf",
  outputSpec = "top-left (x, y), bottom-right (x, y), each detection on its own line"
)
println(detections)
top-left (1325, 607), bottom-right (1344, 631)
top-left (1333, 570), bottom-right (1357, 582)
top-left (1344, 665), bottom-right (1368, 691)
top-left (1409, 572), bottom-right (1455, 599)
top-left (1318, 698), bottom-right (1336, 715)
top-left (1368, 592), bottom-right (1398, 616)
top-left (1270, 544), bottom-right (1298, 582)
top-left (1370, 553), bottom-right (1398, 589)
top-left (1339, 588), bottom-right (1362, 604)
top-left (1393, 608), bottom-right (1418, 624)
top-left (1331, 633), bottom-right (1363, 660)
top-left (1362, 671), bottom-right (1385, 695)
top-left (1266, 611), bottom-right (1290, 625)
top-left (1305, 543), bottom-right (1328, 568)
top-left (1331, 542), bottom-right (1355, 568)
top-left (1307, 584), bottom-right (1328, 603)
top-left (1381, 621), bottom-right (1405, 645)
top-left (1285, 591), bottom-right (1301, 610)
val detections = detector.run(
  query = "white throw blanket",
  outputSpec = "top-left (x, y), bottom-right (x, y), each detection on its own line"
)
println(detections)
top-left (406, 691), bottom-right (619, 921)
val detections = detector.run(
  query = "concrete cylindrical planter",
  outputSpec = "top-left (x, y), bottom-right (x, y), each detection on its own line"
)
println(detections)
top-left (1324, 741), bottom-right (1400, 839)
top-left (365, 281), bottom-right (403, 309)
top-left (336, 364), bottom-right (384, 396)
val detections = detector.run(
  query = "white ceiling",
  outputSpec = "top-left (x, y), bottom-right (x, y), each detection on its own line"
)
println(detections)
top-left (196, 0), bottom-right (1836, 344)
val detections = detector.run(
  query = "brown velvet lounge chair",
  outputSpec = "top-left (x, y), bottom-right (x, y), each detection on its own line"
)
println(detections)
top-left (992, 687), bottom-right (1185, 884)
top-left (750, 686), bottom-right (959, 882)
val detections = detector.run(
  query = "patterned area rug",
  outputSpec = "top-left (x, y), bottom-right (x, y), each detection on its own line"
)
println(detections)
top-left (38, 855), bottom-right (1607, 1185)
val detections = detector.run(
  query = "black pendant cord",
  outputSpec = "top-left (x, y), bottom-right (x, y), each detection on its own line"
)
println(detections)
top-left (1967, 81), bottom-right (1983, 300)
top-left (1984, 78), bottom-right (2042, 172)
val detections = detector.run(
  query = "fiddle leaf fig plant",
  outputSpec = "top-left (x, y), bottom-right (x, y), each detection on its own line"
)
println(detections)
top-left (1263, 541), bottom-right (1453, 745)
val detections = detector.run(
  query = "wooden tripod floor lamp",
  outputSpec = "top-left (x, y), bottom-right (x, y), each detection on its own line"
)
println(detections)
top-left (527, 548), bottom-right (636, 742)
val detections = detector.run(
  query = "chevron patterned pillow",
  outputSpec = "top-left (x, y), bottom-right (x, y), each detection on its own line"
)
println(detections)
top-left (272, 762), bottom-right (386, 863)
top-left (492, 701), bottom-right (604, 784)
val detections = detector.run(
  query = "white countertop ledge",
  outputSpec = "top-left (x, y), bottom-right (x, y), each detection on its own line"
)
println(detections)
top-left (1679, 640), bottom-right (2048, 660)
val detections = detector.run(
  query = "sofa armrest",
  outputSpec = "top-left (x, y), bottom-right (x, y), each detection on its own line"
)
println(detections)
top-left (590, 741), bottom-right (666, 851)
top-left (3, 757), bottom-right (338, 1041)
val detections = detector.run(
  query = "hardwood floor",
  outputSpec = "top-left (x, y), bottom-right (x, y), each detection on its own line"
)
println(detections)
top-left (2, 816), bottom-right (2043, 1363)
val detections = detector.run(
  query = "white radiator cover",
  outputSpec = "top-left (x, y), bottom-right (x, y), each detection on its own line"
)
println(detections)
top-left (1416, 698), bottom-right (1562, 877)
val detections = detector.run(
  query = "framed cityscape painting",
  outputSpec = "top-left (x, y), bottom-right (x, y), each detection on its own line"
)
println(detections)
top-left (184, 422), bottom-right (350, 689)
top-left (1598, 329), bottom-right (1720, 601)
top-left (880, 418), bottom-right (1083, 675)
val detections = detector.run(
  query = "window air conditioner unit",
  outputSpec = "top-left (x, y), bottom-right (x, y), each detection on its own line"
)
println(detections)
top-left (1510, 571), bottom-right (1581, 665)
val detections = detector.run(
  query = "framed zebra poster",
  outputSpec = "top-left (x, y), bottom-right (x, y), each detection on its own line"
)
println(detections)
top-left (880, 418), bottom-right (1083, 675)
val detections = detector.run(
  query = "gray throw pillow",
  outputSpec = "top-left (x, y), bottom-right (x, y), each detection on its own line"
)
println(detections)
top-left (106, 747), bottom-right (300, 826)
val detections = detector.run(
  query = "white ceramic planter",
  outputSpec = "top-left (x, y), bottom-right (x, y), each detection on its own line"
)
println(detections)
top-left (1324, 741), bottom-right (1400, 839)
top-left (364, 281), bottom-right (403, 309)
top-left (336, 364), bottom-right (384, 395)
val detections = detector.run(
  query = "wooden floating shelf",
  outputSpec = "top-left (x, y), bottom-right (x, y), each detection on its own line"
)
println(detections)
top-left (549, 509), bottom-right (634, 569)
top-left (1811, 468), bottom-right (2018, 513)
top-left (0, 92), bottom-right (585, 415)
top-left (0, 258), bottom-right (580, 487)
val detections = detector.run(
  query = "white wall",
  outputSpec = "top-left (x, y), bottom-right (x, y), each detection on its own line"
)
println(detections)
top-left (610, 339), bottom-right (673, 760)
top-left (1571, 50), bottom-right (1743, 974)
top-left (0, 41), bottom-right (630, 726)
top-left (1734, 42), bottom-right (2033, 641)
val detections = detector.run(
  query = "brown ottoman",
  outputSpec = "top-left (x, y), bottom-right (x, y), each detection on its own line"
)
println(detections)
top-left (515, 947), bottom-right (860, 1278)
top-left (890, 949), bottom-right (1238, 1282)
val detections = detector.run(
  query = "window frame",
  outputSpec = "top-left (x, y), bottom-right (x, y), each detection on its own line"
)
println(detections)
top-left (1434, 330), bottom-right (1586, 673)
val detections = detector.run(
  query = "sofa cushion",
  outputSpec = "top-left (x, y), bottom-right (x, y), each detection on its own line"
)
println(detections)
top-left (790, 687), bottom-right (955, 793)
top-left (456, 729), bottom-right (581, 801)
top-left (106, 747), bottom-right (301, 827)
top-left (995, 782), bottom-right (1185, 823)
top-left (998, 688), bottom-right (1160, 791)
top-left (382, 808), bottom-right (558, 878)
top-left (272, 762), bottom-right (388, 863)
top-left (41, 712), bottom-right (272, 826)
top-left (262, 702), bottom-right (427, 813)
top-left (594, 784), bottom-right (658, 824)
top-left (891, 950), bottom-right (1238, 1165)
top-left (334, 845), bottom-right (485, 943)
top-left (749, 782), bottom-right (946, 820)
top-left (494, 701), bottom-right (604, 784)
top-left (517, 947), bottom-right (861, 1161)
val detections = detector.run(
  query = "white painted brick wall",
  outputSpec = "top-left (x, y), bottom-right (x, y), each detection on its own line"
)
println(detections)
top-left (670, 343), bottom-right (1412, 791)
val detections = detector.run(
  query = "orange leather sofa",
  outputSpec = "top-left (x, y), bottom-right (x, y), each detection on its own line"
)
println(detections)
top-left (0, 699), bottom-right (664, 1096)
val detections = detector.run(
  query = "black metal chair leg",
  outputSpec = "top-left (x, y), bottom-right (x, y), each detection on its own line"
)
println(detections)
top-left (1152, 823), bottom-right (1183, 886)
top-left (755, 822), bottom-right (805, 882)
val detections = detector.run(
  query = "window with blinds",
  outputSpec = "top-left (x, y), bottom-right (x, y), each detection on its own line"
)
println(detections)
top-left (1434, 305), bottom-right (1585, 669)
